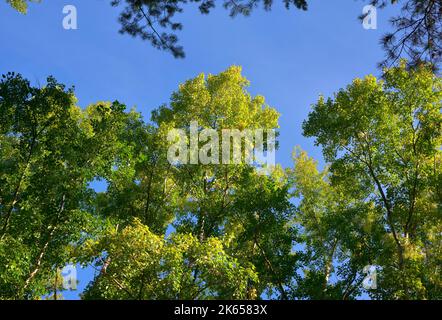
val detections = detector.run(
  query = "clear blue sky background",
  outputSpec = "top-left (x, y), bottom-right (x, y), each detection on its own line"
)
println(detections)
top-left (0, 0), bottom-right (398, 299)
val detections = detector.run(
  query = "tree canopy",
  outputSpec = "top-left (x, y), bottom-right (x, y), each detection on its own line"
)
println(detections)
top-left (302, 61), bottom-right (441, 299)
top-left (0, 64), bottom-right (440, 299)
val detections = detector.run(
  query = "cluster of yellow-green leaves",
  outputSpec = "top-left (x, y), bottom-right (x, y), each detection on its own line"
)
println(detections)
top-left (5, 0), bottom-right (40, 13)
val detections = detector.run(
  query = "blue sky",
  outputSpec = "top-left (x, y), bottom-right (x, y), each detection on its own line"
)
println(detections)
top-left (0, 0), bottom-right (398, 299)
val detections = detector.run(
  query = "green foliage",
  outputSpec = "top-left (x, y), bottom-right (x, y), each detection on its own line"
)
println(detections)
top-left (0, 73), bottom-right (131, 298)
top-left (78, 66), bottom-right (296, 299)
top-left (302, 61), bottom-right (441, 299)
top-left (0, 64), bottom-right (440, 300)
top-left (81, 219), bottom-right (258, 299)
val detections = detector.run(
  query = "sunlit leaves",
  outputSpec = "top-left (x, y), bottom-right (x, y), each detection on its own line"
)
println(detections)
top-left (302, 61), bottom-right (441, 299)
top-left (81, 219), bottom-right (258, 299)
